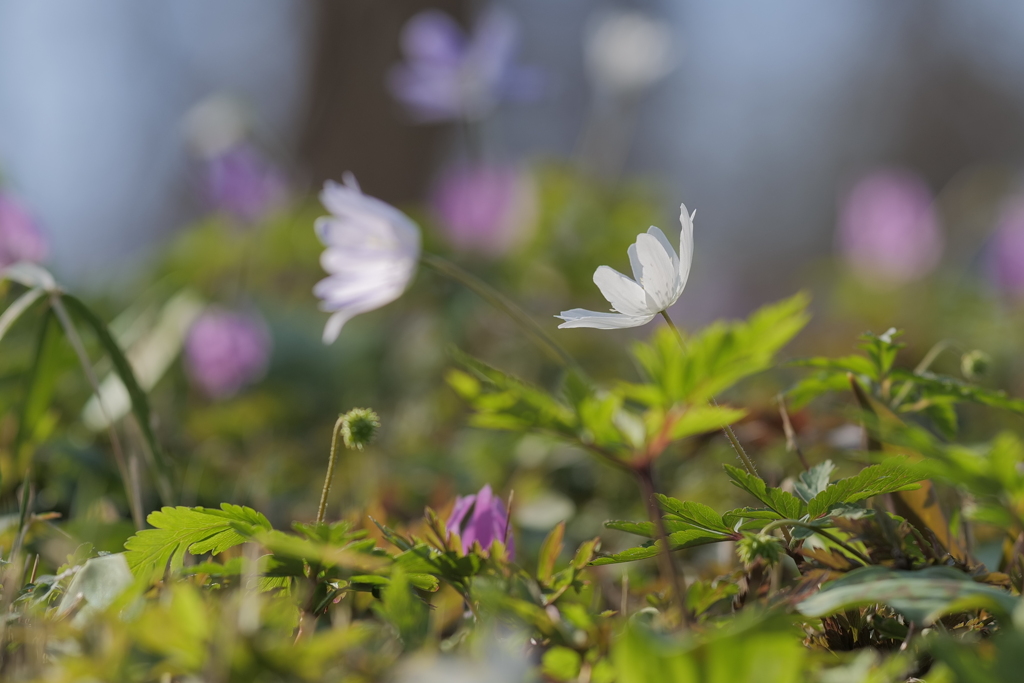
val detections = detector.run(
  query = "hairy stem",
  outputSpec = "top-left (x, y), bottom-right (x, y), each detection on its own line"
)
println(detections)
top-left (316, 415), bottom-right (347, 524)
top-left (659, 310), bottom-right (758, 477)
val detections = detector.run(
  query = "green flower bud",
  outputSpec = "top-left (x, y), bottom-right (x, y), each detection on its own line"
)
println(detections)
top-left (736, 533), bottom-right (783, 567)
top-left (341, 408), bottom-right (380, 450)
top-left (961, 350), bottom-right (992, 381)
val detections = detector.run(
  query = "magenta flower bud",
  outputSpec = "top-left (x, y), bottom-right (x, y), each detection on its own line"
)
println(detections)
top-left (990, 197), bottom-right (1024, 298)
top-left (184, 308), bottom-right (272, 399)
top-left (0, 192), bottom-right (48, 268)
top-left (836, 169), bottom-right (943, 287)
top-left (430, 164), bottom-right (535, 256)
top-left (204, 144), bottom-right (286, 224)
top-left (446, 484), bottom-right (514, 559)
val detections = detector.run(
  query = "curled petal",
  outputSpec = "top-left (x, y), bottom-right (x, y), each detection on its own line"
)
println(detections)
top-left (634, 232), bottom-right (681, 310)
top-left (556, 309), bottom-right (653, 329)
top-left (593, 266), bottom-right (650, 317)
top-left (678, 204), bottom-right (694, 289)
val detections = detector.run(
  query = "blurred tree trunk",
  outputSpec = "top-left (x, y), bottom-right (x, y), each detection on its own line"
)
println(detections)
top-left (297, 0), bottom-right (465, 204)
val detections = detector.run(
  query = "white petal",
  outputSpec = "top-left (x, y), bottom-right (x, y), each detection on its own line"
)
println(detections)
top-left (634, 233), bottom-right (682, 310)
top-left (646, 226), bottom-right (679, 270)
top-left (592, 266), bottom-right (650, 316)
top-left (555, 309), bottom-right (654, 329)
top-left (678, 204), bottom-right (694, 289)
top-left (627, 243), bottom-right (643, 283)
top-left (322, 312), bottom-right (348, 344)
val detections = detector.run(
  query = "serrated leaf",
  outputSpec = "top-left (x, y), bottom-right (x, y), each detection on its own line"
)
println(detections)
top-left (724, 465), bottom-right (806, 520)
top-left (125, 504), bottom-right (272, 581)
top-left (655, 496), bottom-right (731, 534)
top-left (806, 458), bottom-right (924, 518)
top-left (590, 529), bottom-right (728, 566)
top-left (794, 460), bottom-right (835, 503)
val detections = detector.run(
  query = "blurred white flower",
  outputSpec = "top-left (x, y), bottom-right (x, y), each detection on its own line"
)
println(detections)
top-left (584, 10), bottom-right (676, 94)
top-left (557, 204), bottom-right (694, 329)
top-left (314, 174), bottom-right (421, 344)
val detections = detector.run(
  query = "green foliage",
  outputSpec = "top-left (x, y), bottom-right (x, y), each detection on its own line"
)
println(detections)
top-left (797, 566), bottom-right (1018, 624)
top-left (124, 504), bottom-right (273, 581)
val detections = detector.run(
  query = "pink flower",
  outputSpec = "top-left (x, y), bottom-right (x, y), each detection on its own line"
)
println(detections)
top-left (990, 197), bottom-right (1024, 298)
top-left (836, 170), bottom-right (943, 287)
top-left (0, 192), bottom-right (48, 267)
top-left (184, 308), bottom-right (271, 399)
top-left (430, 164), bottom-right (535, 256)
top-left (446, 484), bottom-right (514, 558)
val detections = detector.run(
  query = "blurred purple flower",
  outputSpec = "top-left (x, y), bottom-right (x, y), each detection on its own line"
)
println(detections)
top-left (990, 197), bottom-right (1024, 298)
top-left (388, 8), bottom-right (543, 122)
top-left (837, 169), bottom-right (943, 287)
top-left (184, 308), bottom-right (271, 399)
top-left (430, 164), bottom-right (536, 256)
top-left (204, 144), bottom-right (286, 223)
top-left (446, 484), bottom-right (514, 559)
top-left (0, 192), bottom-right (47, 267)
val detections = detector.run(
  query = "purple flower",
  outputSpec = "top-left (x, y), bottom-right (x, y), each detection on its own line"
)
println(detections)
top-left (0, 192), bottom-right (47, 268)
top-left (836, 169), bottom-right (943, 287)
top-left (430, 164), bottom-right (535, 256)
top-left (204, 144), bottom-right (286, 223)
top-left (990, 197), bottom-right (1024, 298)
top-left (184, 307), bottom-right (271, 399)
top-left (446, 484), bottom-right (514, 559)
top-left (388, 8), bottom-right (543, 122)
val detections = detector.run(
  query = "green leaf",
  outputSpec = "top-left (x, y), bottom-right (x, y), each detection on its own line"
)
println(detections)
top-left (666, 405), bottom-right (747, 441)
top-left (374, 568), bottom-right (428, 648)
top-left (537, 521), bottom-right (565, 584)
top-left (124, 504), bottom-right (272, 581)
top-left (793, 460), bottom-right (835, 503)
top-left (656, 496), bottom-right (732, 534)
top-left (891, 368), bottom-right (1024, 414)
top-left (724, 465), bottom-right (806, 520)
top-left (56, 553), bottom-right (135, 625)
top-left (590, 529), bottom-right (727, 566)
top-left (543, 646), bottom-right (583, 681)
top-left (60, 294), bottom-right (173, 501)
top-left (806, 458), bottom-right (924, 519)
top-left (797, 566), bottom-right (1017, 624)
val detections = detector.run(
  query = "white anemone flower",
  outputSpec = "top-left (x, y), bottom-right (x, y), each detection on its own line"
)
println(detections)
top-left (556, 204), bottom-right (693, 329)
top-left (314, 174), bottom-right (421, 344)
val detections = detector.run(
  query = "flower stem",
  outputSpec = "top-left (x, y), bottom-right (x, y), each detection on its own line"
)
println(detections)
top-left (659, 310), bottom-right (758, 477)
top-left (635, 465), bottom-right (692, 627)
top-left (316, 415), bottom-right (347, 524)
top-left (421, 252), bottom-right (578, 369)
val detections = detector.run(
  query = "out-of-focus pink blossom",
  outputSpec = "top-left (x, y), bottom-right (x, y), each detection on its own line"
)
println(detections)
top-left (205, 144), bottom-right (286, 223)
top-left (0, 192), bottom-right (48, 267)
top-left (430, 164), bottom-right (535, 256)
top-left (836, 170), bottom-right (943, 287)
top-left (446, 484), bottom-right (514, 559)
top-left (387, 8), bottom-right (543, 122)
top-left (184, 308), bottom-right (272, 399)
top-left (990, 197), bottom-right (1024, 298)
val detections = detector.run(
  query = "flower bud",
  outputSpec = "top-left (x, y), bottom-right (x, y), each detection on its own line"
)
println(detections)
top-left (961, 350), bottom-right (992, 381)
top-left (341, 408), bottom-right (380, 450)
top-left (736, 533), bottom-right (783, 567)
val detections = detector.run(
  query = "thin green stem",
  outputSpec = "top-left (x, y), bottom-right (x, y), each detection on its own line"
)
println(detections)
top-left (421, 252), bottom-right (578, 370)
top-left (659, 310), bottom-right (758, 477)
top-left (891, 339), bottom-right (955, 409)
top-left (760, 519), bottom-right (871, 566)
top-left (316, 415), bottom-right (347, 524)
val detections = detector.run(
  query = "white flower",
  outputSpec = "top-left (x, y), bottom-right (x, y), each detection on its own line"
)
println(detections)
top-left (314, 174), bottom-right (421, 344)
top-left (584, 10), bottom-right (676, 94)
top-left (556, 204), bottom-right (693, 329)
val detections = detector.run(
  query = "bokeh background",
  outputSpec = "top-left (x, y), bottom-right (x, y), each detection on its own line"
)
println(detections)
top-left (4, 0), bottom-right (1024, 573)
